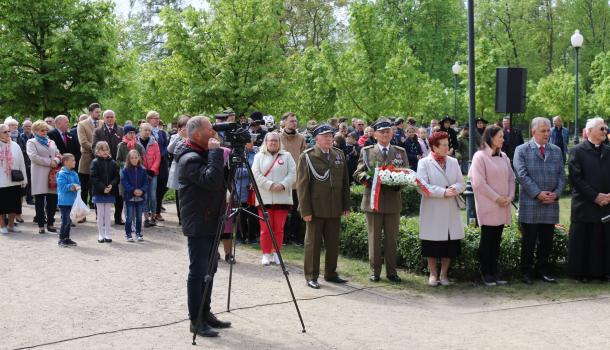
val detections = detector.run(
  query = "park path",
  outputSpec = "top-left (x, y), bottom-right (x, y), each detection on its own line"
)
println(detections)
top-left (2, 203), bottom-right (610, 350)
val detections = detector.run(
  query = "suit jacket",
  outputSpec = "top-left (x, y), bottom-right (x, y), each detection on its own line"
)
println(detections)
top-left (48, 128), bottom-right (79, 156)
top-left (77, 118), bottom-right (97, 174)
top-left (568, 141), bottom-right (610, 222)
top-left (296, 145), bottom-right (350, 219)
top-left (513, 140), bottom-right (565, 224)
top-left (501, 127), bottom-right (524, 161)
top-left (353, 144), bottom-right (408, 213)
top-left (93, 124), bottom-right (124, 161)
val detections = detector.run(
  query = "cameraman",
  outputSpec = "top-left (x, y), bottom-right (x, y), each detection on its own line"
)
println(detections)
top-left (174, 116), bottom-right (231, 337)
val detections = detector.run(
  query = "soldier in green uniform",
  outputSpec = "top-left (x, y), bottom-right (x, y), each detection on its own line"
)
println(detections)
top-left (296, 124), bottom-right (351, 289)
top-left (353, 120), bottom-right (408, 282)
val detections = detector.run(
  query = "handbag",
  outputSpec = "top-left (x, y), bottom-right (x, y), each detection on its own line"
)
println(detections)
top-left (11, 169), bottom-right (24, 182)
top-left (436, 161), bottom-right (466, 210)
top-left (48, 167), bottom-right (60, 190)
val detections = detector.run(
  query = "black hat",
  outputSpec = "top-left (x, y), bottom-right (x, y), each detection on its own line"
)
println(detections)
top-left (250, 111), bottom-right (263, 121)
top-left (124, 125), bottom-right (137, 134)
top-left (372, 120), bottom-right (392, 131)
top-left (476, 117), bottom-right (489, 124)
top-left (440, 115), bottom-right (456, 124)
top-left (312, 124), bottom-right (334, 137)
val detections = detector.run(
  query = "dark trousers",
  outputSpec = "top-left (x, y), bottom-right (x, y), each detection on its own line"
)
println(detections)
top-left (520, 223), bottom-right (554, 275)
top-left (568, 223), bottom-right (610, 278)
top-left (479, 225), bottom-right (504, 276)
top-left (187, 236), bottom-right (218, 322)
top-left (59, 205), bottom-right (72, 240)
top-left (35, 194), bottom-right (58, 228)
top-left (78, 173), bottom-right (91, 205)
top-left (283, 190), bottom-right (303, 244)
top-left (25, 166), bottom-right (33, 203)
top-left (114, 194), bottom-right (123, 223)
top-left (156, 175), bottom-right (169, 215)
top-left (175, 191), bottom-right (181, 224)
top-left (238, 203), bottom-right (259, 243)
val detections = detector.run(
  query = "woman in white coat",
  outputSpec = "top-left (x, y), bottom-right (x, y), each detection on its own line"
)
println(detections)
top-left (0, 124), bottom-right (28, 234)
top-left (417, 131), bottom-right (466, 286)
top-left (252, 132), bottom-right (296, 265)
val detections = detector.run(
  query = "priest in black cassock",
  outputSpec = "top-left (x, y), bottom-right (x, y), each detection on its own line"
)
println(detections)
top-left (568, 117), bottom-right (610, 282)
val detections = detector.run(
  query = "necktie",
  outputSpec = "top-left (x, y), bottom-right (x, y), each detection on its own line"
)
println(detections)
top-left (62, 132), bottom-right (68, 146)
top-left (540, 145), bottom-right (545, 158)
top-left (382, 147), bottom-right (388, 161)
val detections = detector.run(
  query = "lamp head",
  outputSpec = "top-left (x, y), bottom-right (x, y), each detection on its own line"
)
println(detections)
top-left (571, 30), bottom-right (583, 48)
top-left (452, 61), bottom-right (461, 75)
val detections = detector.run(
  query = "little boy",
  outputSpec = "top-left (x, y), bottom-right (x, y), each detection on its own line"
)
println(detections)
top-left (56, 153), bottom-right (81, 247)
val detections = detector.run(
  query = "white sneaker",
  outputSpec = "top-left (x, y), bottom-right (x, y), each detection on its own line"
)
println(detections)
top-left (0, 227), bottom-right (7, 234)
top-left (7, 227), bottom-right (21, 233)
top-left (261, 254), bottom-right (271, 266)
top-left (272, 253), bottom-right (281, 265)
top-left (126, 237), bottom-right (134, 242)
top-left (136, 235), bottom-right (144, 241)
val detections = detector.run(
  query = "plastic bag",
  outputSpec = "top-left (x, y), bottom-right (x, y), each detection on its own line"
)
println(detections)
top-left (70, 190), bottom-right (90, 222)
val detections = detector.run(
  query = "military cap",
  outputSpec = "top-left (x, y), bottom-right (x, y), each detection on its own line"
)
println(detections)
top-left (372, 120), bottom-right (392, 131)
top-left (312, 124), bottom-right (334, 137)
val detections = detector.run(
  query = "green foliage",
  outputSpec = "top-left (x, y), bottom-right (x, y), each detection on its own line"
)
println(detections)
top-left (0, 0), bottom-right (118, 119)
top-left (341, 213), bottom-right (570, 279)
top-left (530, 66), bottom-right (583, 122)
top-left (588, 51), bottom-right (610, 116)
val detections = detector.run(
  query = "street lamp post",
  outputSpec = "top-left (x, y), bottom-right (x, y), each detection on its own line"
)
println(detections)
top-left (452, 61), bottom-right (461, 119)
top-left (571, 29), bottom-right (583, 144)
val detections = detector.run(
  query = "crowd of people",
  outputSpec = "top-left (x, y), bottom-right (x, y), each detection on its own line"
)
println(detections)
top-left (2, 103), bottom-right (610, 337)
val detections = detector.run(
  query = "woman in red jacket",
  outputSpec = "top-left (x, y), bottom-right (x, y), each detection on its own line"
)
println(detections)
top-left (138, 123), bottom-right (161, 227)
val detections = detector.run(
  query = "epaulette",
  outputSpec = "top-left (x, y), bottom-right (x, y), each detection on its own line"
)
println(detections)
top-left (393, 145), bottom-right (405, 152)
top-left (362, 145), bottom-right (374, 150)
top-left (303, 147), bottom-right (315, 154)
top-left (332, 146), bottom-right (344, 153)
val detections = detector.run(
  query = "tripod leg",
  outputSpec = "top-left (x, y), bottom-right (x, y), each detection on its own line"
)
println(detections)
top-left (227, 207), bottom-right (240, 312)
top-left (245, 163), bottom-right (307, 333)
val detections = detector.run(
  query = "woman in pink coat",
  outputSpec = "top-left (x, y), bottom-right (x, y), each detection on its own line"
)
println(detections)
top-left (469, 125), bottom-right (515, 286)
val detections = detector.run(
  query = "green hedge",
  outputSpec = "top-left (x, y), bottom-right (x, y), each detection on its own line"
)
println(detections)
top-left (350, 185), bottom-right (421, 216)
top-left (340, 212), bottom-right (569, 279)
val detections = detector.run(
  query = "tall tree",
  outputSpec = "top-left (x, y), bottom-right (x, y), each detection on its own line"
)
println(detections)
top-left (0, 0), bottom-right (118, 119)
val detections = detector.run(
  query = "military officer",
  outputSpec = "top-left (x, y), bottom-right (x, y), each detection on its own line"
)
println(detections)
top-left (354, 119), bottom-right (408, 282)
top-left (296, 124), bottom-right (351, 289)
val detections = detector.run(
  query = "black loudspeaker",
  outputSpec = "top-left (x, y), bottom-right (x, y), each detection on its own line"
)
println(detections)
top-left (495, 67), bottom-right (527, 114)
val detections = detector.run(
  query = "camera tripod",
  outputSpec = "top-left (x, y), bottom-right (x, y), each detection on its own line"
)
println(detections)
top-left (191, 145), bottom-right (306, 345)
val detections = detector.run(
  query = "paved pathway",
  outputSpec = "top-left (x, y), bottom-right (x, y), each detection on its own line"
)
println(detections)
top-left (2, 203), bottom-right (610, 349)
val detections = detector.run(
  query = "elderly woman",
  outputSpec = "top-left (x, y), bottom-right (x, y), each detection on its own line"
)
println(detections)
top-left (252, 132), bottom-right (297, 265)
top-left (417, 131), bottom-right (466, 286)
top-left (26, 120), bottom-right (62, 234)
top-left (469, 125), bottom-right (515, 286)
top-left (0, 124), bottom-right (28, 233)
top-left (4, 117), bottom-right (25, 223)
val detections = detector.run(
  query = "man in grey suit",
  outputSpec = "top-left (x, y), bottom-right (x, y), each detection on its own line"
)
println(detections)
top-left (513, 117), bottom-right (566, 284)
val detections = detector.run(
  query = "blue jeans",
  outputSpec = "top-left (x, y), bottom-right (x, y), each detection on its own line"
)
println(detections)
top-left (59, 205), bottom-right (72, 240)
top-left (125, 201), bottom-right (144, 237)
top-left (146, 175), bottom-right (157, 215)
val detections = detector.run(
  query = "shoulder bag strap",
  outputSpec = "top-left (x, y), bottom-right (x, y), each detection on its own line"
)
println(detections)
top-left (263, 154), bottom-right (281, 177)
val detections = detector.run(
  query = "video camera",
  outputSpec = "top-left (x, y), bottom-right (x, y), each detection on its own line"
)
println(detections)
top-left (213, 122), bottom-right (253, 147)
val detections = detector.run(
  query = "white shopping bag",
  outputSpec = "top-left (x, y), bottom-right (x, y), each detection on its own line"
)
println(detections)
top-left (70, 190), bottom-right (90, 222)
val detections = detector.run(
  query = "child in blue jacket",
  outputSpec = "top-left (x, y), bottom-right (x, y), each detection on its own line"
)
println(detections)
top-left (121, 149), bottom-right (149, 242)
top-left (56, 153), bottom-right (80, 247)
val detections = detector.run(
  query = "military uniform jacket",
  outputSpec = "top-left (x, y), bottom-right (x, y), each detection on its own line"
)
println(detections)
top-left (296, 145), bottom-right (350, 218)
top-left (353, 144), bottom-right (408, 213)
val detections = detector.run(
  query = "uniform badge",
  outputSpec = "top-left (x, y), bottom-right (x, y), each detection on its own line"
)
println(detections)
top-left (278, 159), bottom-right (284, 165)
top-left (334, 154), bottom-right (342, 165)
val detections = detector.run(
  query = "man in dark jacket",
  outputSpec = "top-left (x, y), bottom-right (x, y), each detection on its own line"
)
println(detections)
top-left (48, 115), bottom-right (80, 157)
top-left (568, 117), bottom-right (610, 282)
top-left (501, 116), bottom-right (525, 163)
top-left (175, 116), bottom-right (231, 338)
